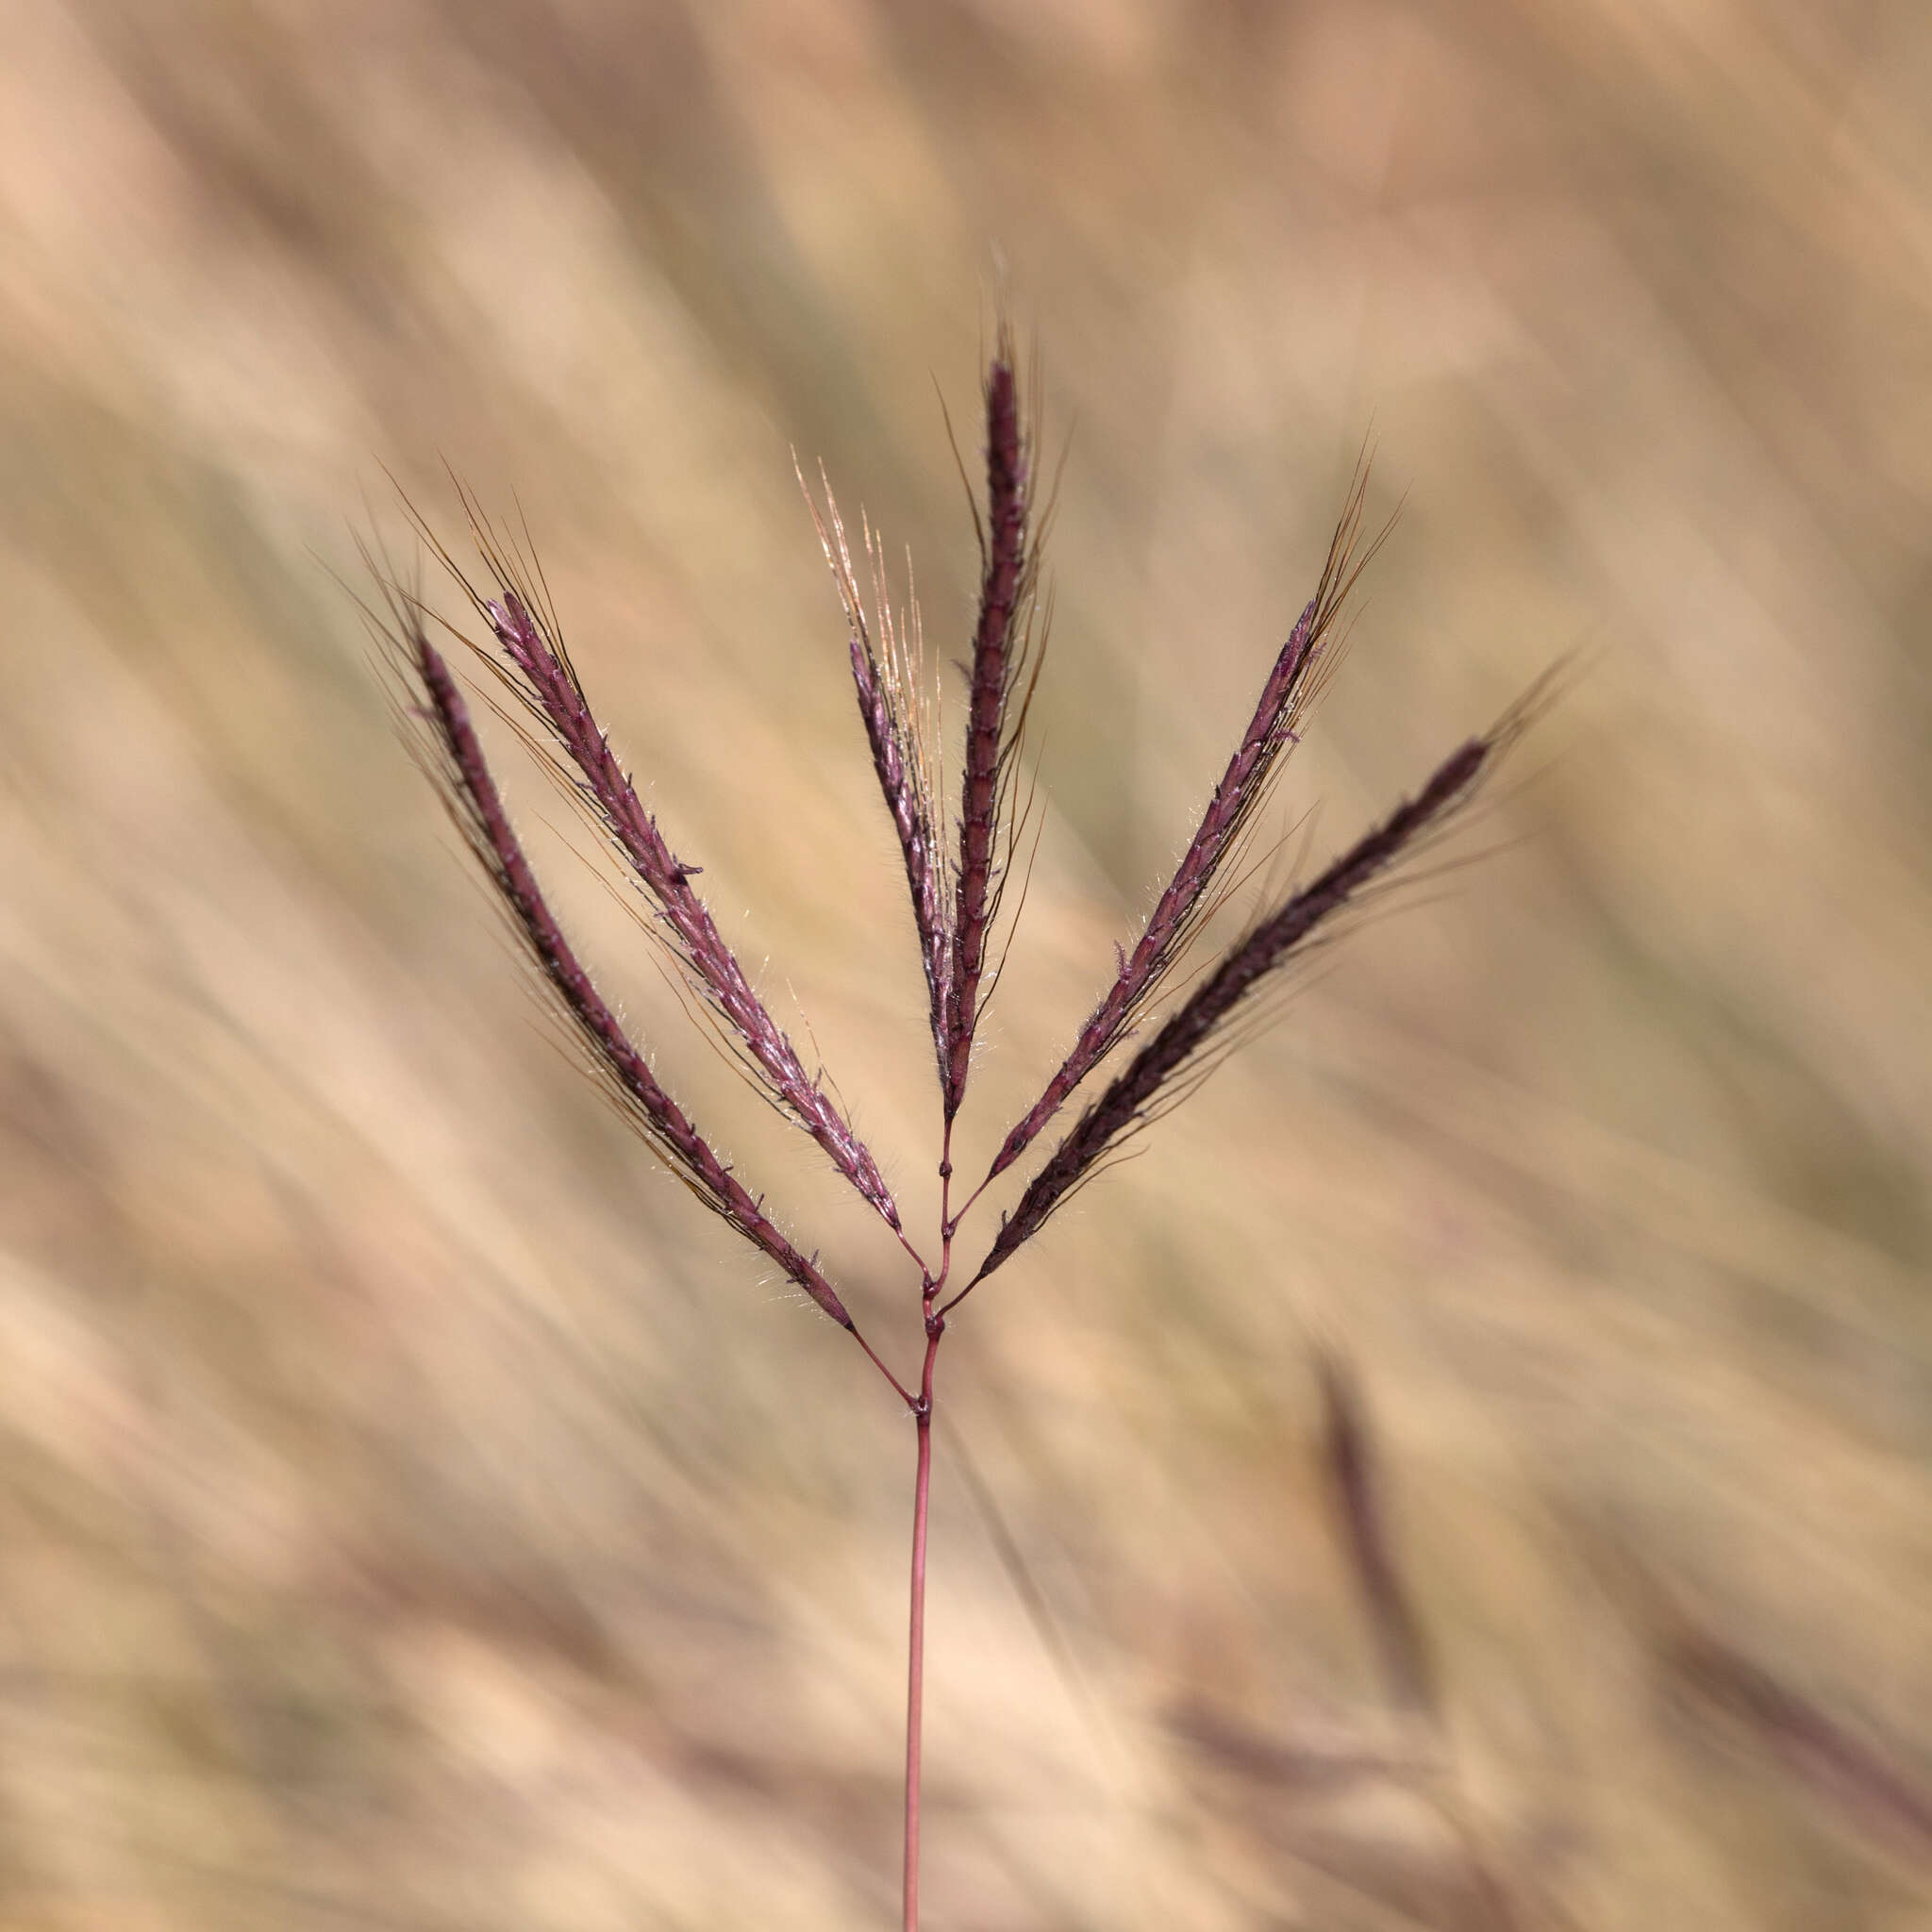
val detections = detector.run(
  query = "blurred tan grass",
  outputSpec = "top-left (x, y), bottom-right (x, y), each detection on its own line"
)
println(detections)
top-left (0, 2), bottom-right (1929, 1926)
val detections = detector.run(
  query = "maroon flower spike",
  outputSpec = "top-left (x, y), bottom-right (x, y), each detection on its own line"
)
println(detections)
top-left (944, 334), bottom-right (1041, 1123)
top-left (382, 595), bottom-right (857, 1330)
top-left (408, 498), bottom-right (903, 1238)
top-left (960, 698), bottom-right (1539, 1298)
top-left (803, 473), bottom-right (955, 1093)
top-left (984, 466), bottom-right (1379, 1186)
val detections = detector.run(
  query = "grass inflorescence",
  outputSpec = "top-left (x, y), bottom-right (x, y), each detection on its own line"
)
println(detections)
top-left (366, 328), bottom-right (1546, 1929)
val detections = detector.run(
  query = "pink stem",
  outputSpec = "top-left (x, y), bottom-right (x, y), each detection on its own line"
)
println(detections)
top-left (904, 1313), bottom-right (942, 1932)
top-left (855, 1328), bottom-right (918, 1412)
top-left (904, 1134), bottom-right (955, 1932)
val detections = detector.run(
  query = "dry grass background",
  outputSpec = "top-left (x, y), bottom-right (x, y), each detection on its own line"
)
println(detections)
top-left (1, 2), bottom-right (1929, 1926)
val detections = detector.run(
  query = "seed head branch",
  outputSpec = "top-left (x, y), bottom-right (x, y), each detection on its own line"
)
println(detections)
top-left (378, 592), bottom-right (858, 1333)
top-left (964, 694), bottom-right (1538, 1294)
top-left (945, 334), bottom-right (1041, 1121)
top-left (985, 467), bottom-right (1380, 1186)
top-left (412, 495), bottom-right (903, 1235)
top-left (802, 470), bottom-right (955, 1088)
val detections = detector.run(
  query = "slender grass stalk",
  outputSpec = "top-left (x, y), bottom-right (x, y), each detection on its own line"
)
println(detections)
top-left (903, 1310), bottom-right (942, 1932)
top-left (370, 333), bottom-right (1543, 1927)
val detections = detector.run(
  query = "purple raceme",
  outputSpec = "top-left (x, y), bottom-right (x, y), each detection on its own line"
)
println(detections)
top-left (803, 472), bottom-right (955, 1091)
top-left (408, 500), bottom-right (903, 1236)
top-left (943, 334), bottom-right (1043, 1124)
top-left (960, 691), bottom-right (1546, 1298)
top-left (983, 465), bottom-right (1380, 1187)
top-left (385, 591), bottom-right (857, 1331)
